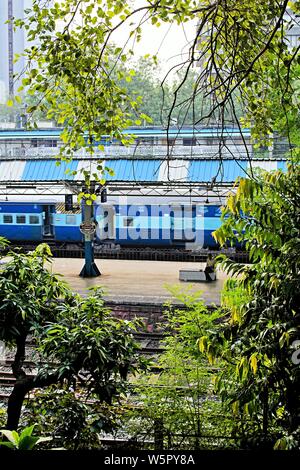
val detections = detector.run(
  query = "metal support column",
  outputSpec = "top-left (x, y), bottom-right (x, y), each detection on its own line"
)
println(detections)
top-left (8, 0), bottom-right (14, 97)
top-left (79, 201), bottom-right (101, 278)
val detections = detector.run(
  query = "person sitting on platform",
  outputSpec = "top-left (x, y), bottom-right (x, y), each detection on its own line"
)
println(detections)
top-left (204, 253), bottom-right (216, 282)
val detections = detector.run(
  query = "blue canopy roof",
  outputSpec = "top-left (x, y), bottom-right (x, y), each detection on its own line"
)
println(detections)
top-left (0, 158), bottom-right (288, 183)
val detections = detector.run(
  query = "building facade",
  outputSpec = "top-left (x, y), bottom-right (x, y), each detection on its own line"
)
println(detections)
top-left (0, 0), bottom-right (34, 101)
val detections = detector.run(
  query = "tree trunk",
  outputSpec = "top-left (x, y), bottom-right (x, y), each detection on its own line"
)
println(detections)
top-left (6, 334), bottom-right (29, 430)
top-left (6, 333), bottom-right (63, 430)
top-left (286, 378), bottom-right (300, 433)
top-left (6, 372), bottom-right (64, 430)
top-left (154, 418), bottom-right (164, 450)
top-left (262, 386), bottom-right (269, 440)
top-left (6, 381), bottom-right (31, 430)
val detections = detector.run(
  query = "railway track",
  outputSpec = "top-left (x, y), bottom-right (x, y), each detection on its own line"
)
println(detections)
top-left (7, 243), bottom-right (249, 263)
top-left (0, 332), bottom-right (165, 402)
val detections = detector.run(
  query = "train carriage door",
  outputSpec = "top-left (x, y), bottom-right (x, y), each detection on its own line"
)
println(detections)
top-left (42, 204), bottom-right (55, 238)
top-left (106, 205), bottom-right (116, 239)
top-left (169, 206), bottom-right (175, 242)
top-left (170, 204), bottom-right (184, 243)
top-left (185, 204), bottom-right (196, 243)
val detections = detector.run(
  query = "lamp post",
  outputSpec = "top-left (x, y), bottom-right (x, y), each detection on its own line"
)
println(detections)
top-left (79, 197), bottom-right (100, 277)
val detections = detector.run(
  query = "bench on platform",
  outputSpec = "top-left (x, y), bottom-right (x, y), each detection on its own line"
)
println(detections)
top-left (179, 269), bottom-right (216, 282)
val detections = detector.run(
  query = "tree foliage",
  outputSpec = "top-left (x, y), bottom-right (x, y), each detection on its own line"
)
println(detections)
top-left (200, 164), bottom-right (300, 449)
top-left (0, 244), bottom-right (144, 431)
top-left (22, 385), bottom-right (124, 449)
top-left (119, 287), bottom-right (235, 450)
top-left (5, 0), bottom-right (296, 171)
top-left (0, 425), bottom-right (52, 450)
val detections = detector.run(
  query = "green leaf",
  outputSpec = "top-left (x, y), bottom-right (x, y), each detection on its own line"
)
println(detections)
top-left (0, 441), bottom-right (15, 449)
top-left (198, 335), bottom-right (208, 353)
top-left (19, 424), bottom-right (35, 441)
top-left (18, 436), bottom-right (40, 450)
top-left (249, 354), bottom-right (258, 374)
top-left (0, 430), bottom-right (18, 445)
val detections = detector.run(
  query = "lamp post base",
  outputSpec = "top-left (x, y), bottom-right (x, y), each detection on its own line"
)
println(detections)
top-left (79, 240), bottom-right (101, 277)
top-left (79, 262), bottom-right (101, 277)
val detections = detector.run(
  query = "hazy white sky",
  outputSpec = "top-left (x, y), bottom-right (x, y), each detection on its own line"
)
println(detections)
top-left (112, 16), bottom-right (197, 76)
top-left (66, 0), bottom-right (197, 78)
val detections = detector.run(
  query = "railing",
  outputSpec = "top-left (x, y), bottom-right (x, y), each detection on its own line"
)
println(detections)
top-left (8, 243), bottom-right (250, 264)
top-left (0, 144), bottom-right (252, 159)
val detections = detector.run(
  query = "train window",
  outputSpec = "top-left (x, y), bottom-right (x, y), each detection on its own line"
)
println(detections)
top-left (183, 138), bottom-right (197, 146)
top-left (37, 139), bottom-right (57, 147)
top-left (16, 215), bottom-right (26, 224)
top-left (29, 215), bottom-right (39, 224)
top-left (203, 205), bottom-right (222, 217)
top-left (123, 217), bottom-right (134, 227)
top-left (66, 215), bottom-right (76, 225)
top-left (136, 137), bottom-right (154, 145)
top-left (3, 215), bottom-right (13, 224)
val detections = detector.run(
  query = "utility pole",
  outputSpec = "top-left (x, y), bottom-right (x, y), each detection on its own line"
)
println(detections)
top-left (8, 0), bottom-right (14, 97)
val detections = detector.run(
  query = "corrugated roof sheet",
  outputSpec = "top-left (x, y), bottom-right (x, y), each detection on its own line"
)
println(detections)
top-left (188, 160), bottom-right (248, 182)
top-left (277, 160), bottom-right (288, 171)
top-left (0, 160), bottom-right (26, 181)
top-left (22, 160), bottom-right (77, 181)
top-left (249, 161), bottom-right (278, 172)
top-left (76, 160), bottom-right (102, 181)
top-left (0, 127), bottom-right (251, 140)
top-left (158, 160), bottom-right (189, 182)
top-left (105, 159), bottom-right (161, 181)
top-left (0, 129), bottom-right (62, 139)
top-left (0, 158), bottom-right (289, 183)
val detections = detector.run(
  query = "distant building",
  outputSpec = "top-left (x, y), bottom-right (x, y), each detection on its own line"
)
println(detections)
top-left (284, 8), bottom-right (300, 50)
top-left (0, 126), bottom-right (253, 159)
top-left (0, 0), bottom-right (36, 101)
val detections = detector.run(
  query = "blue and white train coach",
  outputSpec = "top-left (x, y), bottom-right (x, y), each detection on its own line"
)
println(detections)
top-left (0, 200), bottom-right (223, 248)
top-left (0, 202), bottom-right (82, 243)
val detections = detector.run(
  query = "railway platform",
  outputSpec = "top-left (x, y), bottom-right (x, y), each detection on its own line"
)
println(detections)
top-left (49, 258), bottom-right (228, 306)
